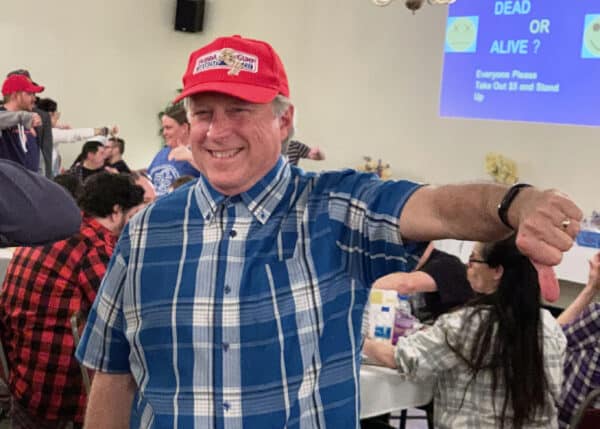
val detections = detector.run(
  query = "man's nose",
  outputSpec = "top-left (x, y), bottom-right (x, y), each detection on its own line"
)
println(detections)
top-left (206, 111), bottom-right (232, 140)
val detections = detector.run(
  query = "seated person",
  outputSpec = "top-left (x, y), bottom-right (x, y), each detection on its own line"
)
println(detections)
top-left (363, 235), bottom-right (566, 428)
top-left (555, 251), bottom-right (600, 428)
top-left (372, 242), bottom-right (473, 320)
top-left (53, 172), bottom-right (83, 200)
top-left (0, 173), bottom-right (144, 428)
top-left (130, 171), bottom-right (157, 205)
top-left (105, 137), bottom-right (131, 173)
top-left (69, 140), bottom-right (108, 182)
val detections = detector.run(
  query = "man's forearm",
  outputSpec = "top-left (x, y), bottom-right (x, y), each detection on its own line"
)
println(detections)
top-left (400, 183), bottom-right (514, 242)
top-left (400, 182), bottom-right (581, 267)
top-left (84, 372), bottom-right (136, 429)
top-left (0, 111), bottom-right (33, 130)
top-left (557, 283), bottom-right (598, 326)
top-left (363, 339), bottom-right (397, 369)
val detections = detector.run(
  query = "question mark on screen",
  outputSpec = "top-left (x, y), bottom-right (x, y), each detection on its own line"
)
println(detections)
top-left (533, 39), bottom-right (541, 54)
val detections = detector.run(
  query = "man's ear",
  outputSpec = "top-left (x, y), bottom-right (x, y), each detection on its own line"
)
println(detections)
top-left (278, 105), bottom-right (294, 143)
top-left (493, 265), bottom-right (504, 282)
top-left (111, 204), bottom-right (123, 219)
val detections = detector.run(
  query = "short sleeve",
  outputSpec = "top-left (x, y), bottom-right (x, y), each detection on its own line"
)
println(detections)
top-left (320, 170), bottom-right (428, 286)
top-left (419, 250), bottom-right (473, 316)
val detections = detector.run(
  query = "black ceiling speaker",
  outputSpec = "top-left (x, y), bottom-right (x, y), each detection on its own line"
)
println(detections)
top-left (175, 0), bottom-right (205, 33)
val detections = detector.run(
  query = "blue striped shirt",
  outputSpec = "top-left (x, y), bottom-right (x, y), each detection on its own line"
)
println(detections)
top-left (76, 157), bottom-right (426, 428)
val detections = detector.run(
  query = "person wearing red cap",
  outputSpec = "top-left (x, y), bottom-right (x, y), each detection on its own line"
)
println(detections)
top-left (77, 35), bottom-right (582, 429)
top-left (5, 69), bottom-right (56, 178)
top-left (0, 74), bottom-right (45, 172)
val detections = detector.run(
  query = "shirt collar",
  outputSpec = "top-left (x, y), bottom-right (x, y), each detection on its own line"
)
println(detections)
top-left (82, 213), bottom-right (117, 247)
top-left (194, 156), bottom-right (291, 225)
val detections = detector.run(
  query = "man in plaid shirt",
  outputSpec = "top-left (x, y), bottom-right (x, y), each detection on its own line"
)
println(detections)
top-left (77, 36), bottom-right (582, 429)
top-left (0, 173), bottom-right (144, 429)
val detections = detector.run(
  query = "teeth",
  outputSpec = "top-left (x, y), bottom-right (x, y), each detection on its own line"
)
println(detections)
top-left (211, 149), bottom-right (239, 159)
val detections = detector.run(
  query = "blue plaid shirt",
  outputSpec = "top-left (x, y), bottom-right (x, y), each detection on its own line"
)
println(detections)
top-left (76, 157), bottom-right (425, 428)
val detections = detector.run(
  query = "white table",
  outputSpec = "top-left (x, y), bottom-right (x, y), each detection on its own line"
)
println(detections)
top-left (360, 364), bottom-right (434, 419)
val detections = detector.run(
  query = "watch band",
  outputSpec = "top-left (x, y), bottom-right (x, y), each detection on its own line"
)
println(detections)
top-left (497, 183), bottom-right (532, 229)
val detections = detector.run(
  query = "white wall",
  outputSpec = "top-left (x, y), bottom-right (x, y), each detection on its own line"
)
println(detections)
top-left (1, 0), bottom-right (597, 212)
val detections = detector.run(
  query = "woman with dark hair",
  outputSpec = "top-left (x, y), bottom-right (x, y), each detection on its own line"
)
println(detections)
top-left (363, 235), bottom-right (566, 428)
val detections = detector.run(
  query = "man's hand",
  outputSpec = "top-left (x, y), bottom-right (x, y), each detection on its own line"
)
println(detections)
top-left (104, 166), bottom-right (119, 174)
top-left (307, 147), bottom-right (325, 161)
top-left (509, 189), bottom-right (582, 302)
top-left (30, 113), bottom-right (42, 128)
top-left (168, 145), bottom-right (193, 162)
top-left (587, 252), bottom-right (600, 291)
top-left (511, 188), bottom-right (582, 266)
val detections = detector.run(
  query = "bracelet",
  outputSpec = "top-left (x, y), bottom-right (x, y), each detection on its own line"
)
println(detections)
top-left (497, 183), bottom-right (532, 229)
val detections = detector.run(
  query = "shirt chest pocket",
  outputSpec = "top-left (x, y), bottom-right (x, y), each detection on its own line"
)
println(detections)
top-left (240, 258), bottom-right (321, 364)
top-left (239, 251), bottom-right (352, 373)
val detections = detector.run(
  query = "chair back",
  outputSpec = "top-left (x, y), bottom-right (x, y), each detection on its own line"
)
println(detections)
top-left (569, 387), bottom-right (600, 429)
top-left (0, 339), bottom-right (8, 382)
top-left (70, 311), bottom-right (91, 395)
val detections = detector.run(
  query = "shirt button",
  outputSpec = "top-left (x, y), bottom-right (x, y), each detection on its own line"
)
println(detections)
top-left (224, 285), bottom-right (231, 294)
top-left (205, 214), bottom-right (211, 221)
top-left (229, 230), bottom-right (237, 238)
top-left (223, 342), bottom-right (229, 351)
top-left (223, 402), bottom-right (230, 411)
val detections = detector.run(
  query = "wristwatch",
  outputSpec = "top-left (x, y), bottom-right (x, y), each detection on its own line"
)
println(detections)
top-left (497, 183), bottom-right (532, 229)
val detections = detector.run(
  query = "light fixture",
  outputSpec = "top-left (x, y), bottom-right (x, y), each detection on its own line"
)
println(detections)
top-left (372, 0), bottom-right (394, 6)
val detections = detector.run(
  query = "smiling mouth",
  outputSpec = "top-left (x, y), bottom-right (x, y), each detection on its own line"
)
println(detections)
top-left (209, 149), bottom-right (242, 159)
top-left (590, 39), bottom-right (600, 52)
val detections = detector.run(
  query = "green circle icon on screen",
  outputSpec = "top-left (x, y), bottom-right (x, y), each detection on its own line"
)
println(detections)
top-left (582, 15), bottom-right (600, 58)
top-left (445, 16), bottom-right (479, 53)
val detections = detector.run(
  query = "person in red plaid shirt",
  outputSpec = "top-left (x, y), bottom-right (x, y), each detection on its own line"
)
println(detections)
top-left (0, 172), bottom-right (144, 429)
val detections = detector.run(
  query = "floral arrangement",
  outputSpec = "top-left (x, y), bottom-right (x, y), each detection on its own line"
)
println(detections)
top-left (357, 156), bottom-right (392, 180)
top-left (484, 152), bottom-right (518, 185)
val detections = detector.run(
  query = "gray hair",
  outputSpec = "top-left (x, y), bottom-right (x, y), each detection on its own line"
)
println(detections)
top-left (183, 94), bottom-right (295, 147)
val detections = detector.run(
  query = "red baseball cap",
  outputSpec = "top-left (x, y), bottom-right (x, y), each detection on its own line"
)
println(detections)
top-left (2, 74), bottom-right (44, 96)
top-left (174, 35), bottom-right (289, 104)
